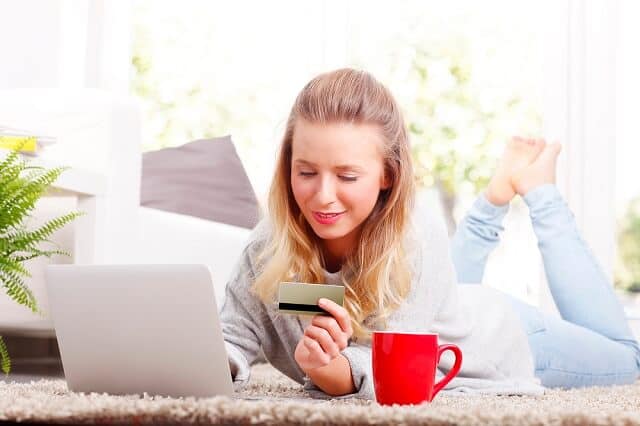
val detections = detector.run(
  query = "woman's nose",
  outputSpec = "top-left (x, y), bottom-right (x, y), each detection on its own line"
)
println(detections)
top-left (315, 176), bottom-right (336, 204)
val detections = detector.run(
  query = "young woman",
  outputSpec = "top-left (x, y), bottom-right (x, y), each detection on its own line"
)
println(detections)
top-left (220, 68), bottom-right (640, 399)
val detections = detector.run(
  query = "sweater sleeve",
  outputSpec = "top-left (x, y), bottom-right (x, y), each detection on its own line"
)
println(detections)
top-left (219, 241), bottom-right (268, 389)
top-left (302, 342), bottom-right (374, 400)
top-left (418, 205), bottom-right (463, 327)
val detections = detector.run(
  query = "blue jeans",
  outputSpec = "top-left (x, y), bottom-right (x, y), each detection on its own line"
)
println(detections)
top-left (451, 184), bottom-right (640, 388)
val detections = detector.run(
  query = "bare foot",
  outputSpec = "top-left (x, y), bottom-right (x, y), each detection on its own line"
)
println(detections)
top-left (485, 137), bottom-right (545, 205)
top-left (512, 142), bottom-right (562, 196)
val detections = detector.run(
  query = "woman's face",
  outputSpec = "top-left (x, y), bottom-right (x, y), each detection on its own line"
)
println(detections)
top-left (290, 119), bottom-right (389, 258)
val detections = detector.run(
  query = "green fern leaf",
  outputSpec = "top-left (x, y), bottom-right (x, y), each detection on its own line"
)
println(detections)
top-left (0, 168), bottom-right (64, 217)
top-left (1, 147), bottom-right (79, 374)
top-left (0, 269), bottom-right (39, 313)
top-left (0, 336), bottom-right (10, 375)
top-left (12, 246), bottom-right (71, 261)
top-left (9, 212), bottom-right (83, 253)
top-left (0, 255), bottom-right (32, 278)
top-left (0, 147), bottom-right (22, 175)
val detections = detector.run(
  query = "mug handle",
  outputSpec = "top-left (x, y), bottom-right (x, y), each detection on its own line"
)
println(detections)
top-left (432, 344), bottom-right (463, 398)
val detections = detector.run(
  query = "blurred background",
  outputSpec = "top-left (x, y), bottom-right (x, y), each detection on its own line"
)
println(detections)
top-left (129, 0), bottom-right (640, 311)
top-left (1, 0), bottom-right (638, 313)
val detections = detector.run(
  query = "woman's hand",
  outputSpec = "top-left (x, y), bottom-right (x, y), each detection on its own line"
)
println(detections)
top-left (294, 298), bottom-right (353, 373)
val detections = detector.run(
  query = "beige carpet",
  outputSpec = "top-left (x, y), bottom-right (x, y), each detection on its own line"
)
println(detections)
top-left (1, 364), bottom-right (640, 425)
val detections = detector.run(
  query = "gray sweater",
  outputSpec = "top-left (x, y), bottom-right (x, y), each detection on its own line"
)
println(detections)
top-left (220, 207), bottom-right (544, 399)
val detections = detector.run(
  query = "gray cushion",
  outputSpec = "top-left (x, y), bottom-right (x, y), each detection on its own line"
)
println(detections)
top-left (140, 136), bottom-right (260, 229)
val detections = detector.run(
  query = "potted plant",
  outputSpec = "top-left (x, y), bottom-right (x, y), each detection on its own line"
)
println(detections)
top-left (0, 148), bottom-right (82, 375)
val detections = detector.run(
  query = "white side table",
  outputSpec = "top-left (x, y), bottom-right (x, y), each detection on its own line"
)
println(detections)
top-left (39, 160), bottom-right (108, 265)
top-left (2, 151), bottom-right (107, 264)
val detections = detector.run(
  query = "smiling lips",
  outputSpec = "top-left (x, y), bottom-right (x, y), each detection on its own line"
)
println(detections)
top-left (312, 211), bottom-right (345, 225)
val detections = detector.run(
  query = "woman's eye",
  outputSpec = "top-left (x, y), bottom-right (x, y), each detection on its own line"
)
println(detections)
top-left (299, 171), bottom-right (316, 177)
top-left (339, 175), bottom-right (358, 182)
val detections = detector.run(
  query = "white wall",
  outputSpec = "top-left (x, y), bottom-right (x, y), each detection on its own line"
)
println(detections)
top-left (0, 0), bottom-right (131, 92)
top-left (616, 0), bottom-right (640, 209)
top-left (0, 0), bottom-right (64, 88)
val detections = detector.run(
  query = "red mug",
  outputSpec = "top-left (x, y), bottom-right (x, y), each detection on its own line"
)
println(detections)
top-left (372, 331), bottom-right (463, 405)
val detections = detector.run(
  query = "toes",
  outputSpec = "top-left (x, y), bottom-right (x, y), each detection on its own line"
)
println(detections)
top-left (546, 142), bottom-right (562, 155)
top-left (513, 136), bottom-right (545, 149)
top-left (510, 136), bottom-right (525, 147)
top-left (538, 142), bottom-right (562, 160)
top-left (507, 136), bottom-right (553, 159)
top-left (533, 138), bottom-right (546, 154)
top-left (510, 136), bottom-right (536, 150)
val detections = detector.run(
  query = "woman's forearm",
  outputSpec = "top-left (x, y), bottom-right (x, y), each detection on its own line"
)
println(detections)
top-left (305, 354), bottom-right (356, 396)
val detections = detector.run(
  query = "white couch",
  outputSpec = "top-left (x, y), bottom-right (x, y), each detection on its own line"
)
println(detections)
top-left (134, 208), bottom-right (251, 310)
top-left (0, 89), bottom-right (249, 337)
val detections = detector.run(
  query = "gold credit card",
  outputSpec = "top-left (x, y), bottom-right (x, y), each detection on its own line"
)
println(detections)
top-left (278, 282), bottom-right (345, 316)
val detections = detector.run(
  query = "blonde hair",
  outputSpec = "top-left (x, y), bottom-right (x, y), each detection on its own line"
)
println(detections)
top-left (253, 68), bottom-right (416, 339)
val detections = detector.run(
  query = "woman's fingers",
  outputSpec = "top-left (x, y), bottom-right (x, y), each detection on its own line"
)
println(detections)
top-left (304, 325), bottom-right (340, 358)
top-left (303, 336), bottom-right (331, 365)
top-left (312, 315), bottom-right (349, 349)
top-left (318, 298), bottom-right (353, 337)
top-left (300, 298), bottom-right (354, 369)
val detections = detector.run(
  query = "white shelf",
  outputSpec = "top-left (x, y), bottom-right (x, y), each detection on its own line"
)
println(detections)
top-left (1, 149), bottom-right (107, 196)
top-left (36, 160), bottom-right (108, 197)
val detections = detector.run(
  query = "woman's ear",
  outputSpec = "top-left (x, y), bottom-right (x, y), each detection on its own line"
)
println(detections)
top-left (381, 172), bottom-right (392, 190)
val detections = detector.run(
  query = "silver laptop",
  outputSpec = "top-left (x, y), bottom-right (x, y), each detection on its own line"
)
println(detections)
top-left (45, 264), bottom-right (234, 398)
